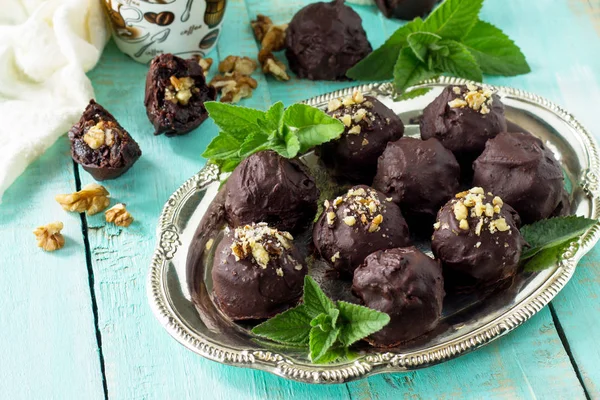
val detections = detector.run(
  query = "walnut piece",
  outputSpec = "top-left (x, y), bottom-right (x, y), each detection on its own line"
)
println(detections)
top-left (55, 183), bottom-right (110, 215)
top-left (105, 203), bottom-right (133, 227)
top-left (83, 121), bottom-right (115, 150)
top-left (33, 221), bottom-right (65, 252)
top-left (261, 52), bottom-right (290, 81)
top-left (198, 57), bottom-right (213, 76)
top-left (210, 72), bottom-right (258, 103)
top-left (251, 15), bottom-right (290, 82)
top-left (251, 14), bottom-right (273, 43)
top-left (218, 55), bottom-right (257, 76)
top-left (165, 76), bottom-right (196, 106)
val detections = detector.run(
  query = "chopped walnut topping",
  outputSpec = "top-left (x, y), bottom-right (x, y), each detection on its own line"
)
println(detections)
top-left (210, 72), bottom-right (258, 103)
top-left (294, 264), bottom-right (303, 270)
top-left (327, 211), bottom-right (336, 225)
top-left (450, 187), bottom-right (510, 236)
top-left (84, 121), bottom-right (106, 149)
top-left (448, 98), bottom-right (468, 109)
top-left (324, 187), bottom-right (386, 233)
top-left (55, 183), bottom-right (110, 215)
top-left (343, 216), bottom-right (356, 226)
top-left (353, 108), bottom-right (367, 123)
top-left (218, 55), bottom-right (257, 76)
top-left (448, 84), bottom-right (494, 114)
top-left (348, 125), bottom-right (361, 135)
top-left (165, 76), bottom-right (196, 105)
top-left (361, 138), bottom-right (369, 146)
top-left (340, 114), bottom-right (352, 127)
top-left (452, 86), bottom-right (461, 94)
top-left (459, 219), bottom-right (469, 231)
top-left (475, 241), bottom-right (482, 248)
top-left (433, 221), bottom-right (441, 230)
top-left (331, 251), bottom-right (341, 262)
top-left (105, 203), bottom-right (133, 227)
top-left (328, 98), bottom-right (342, 112)
top-left (493, 196), bottom-right (503, 207)
top-left (352, 90), bottom-right (364, 104)
top-left (368, 214), bottom-right (383, 233)
top-left (453, 202), bottom-right (468, 221)
top-left (33, 221), bottom-right (65, 252)
top-left (230, 223), bottom-right (294, 269)
top-left (198, 57), bottom-right (213, 76)
top-left (275, 268), bottom-right (284, 277)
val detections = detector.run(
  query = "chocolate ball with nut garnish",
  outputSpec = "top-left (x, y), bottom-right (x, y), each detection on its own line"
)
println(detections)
top-left (318, 91), bottom-right (405, 183)
top-left (352, 246), bottom-right (444, 347)
top-left (68, 100), bottom-right (141, 181)
top-left (313, 185), bottom-right (411, 277)
top-left (431, 187), bottom-right (526, 291)
top-left (373, 137), bottom-right (460, 221)
top-left (212, 223), bottom-right (308, 320)
top-left (285, 0), bottom-right (372, 81)
top-left (144, 53), bottom-right (216, 136)
top-left (473, 132), bottom-right (566, 224)
top-left (420, 84), bottom-right (507, 174)
top-left (224, 151), bottom-right (319, 233)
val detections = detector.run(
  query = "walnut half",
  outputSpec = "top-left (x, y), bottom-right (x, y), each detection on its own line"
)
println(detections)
top-left (218, 55), bottom-right (257, 76)
top-left (210, 72), bottom-right (258, 103)
top-left (105, 203), bottom-right (134, 227)
top-left (33, 221), bottom-right (65, 252)
top-left (251, 15), bottom-right (290, 81)
top-left (55, 183), bottom-right (110, 215)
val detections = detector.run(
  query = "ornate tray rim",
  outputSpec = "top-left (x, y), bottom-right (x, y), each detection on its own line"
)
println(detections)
top-left (147, 76), bottom-right (600, 384)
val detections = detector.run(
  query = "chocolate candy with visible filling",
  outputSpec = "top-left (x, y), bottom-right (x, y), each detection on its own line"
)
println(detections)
top-left (285, 0), bottom-right (372, 81)
top-left (319, 92), bottom-right (404, 183)
top-left (352, 246), bottom-right (444, 347)
top-left (420, 84), bottom-right (507, 172)
top-left (432, 187), bottom-right (525, 290)
top-left (69, 100), bottom-right (142, 181)
top-left (212, 223), bottom-right (307, 320)
top-left (373, 137), bottom-right (460, 217)
top-left (313, 185), bottom-right (410, 276)
top-left (224, 151), bottom-right (319, 233)
top-left (375, 0), bottom-right (437, 20)
top-left (144, 53), bottom-right (216, 136)
top-left (473, 132), bottom-right (566, 224)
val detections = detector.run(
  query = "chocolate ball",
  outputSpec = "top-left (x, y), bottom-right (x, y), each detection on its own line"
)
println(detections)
top-left (373, 137), bottom-right (460, 217)
top-left (285, 0), bottom-right (372, 81)
top-left (144, 53), bottom-right (216, 136)
top-left (313, 185), bottom-right (410, 276)
top-left (473, 132), bottom-right (566, 224)
top-left (352, 246), bottom-right (444, 347)
top-left (420, 84), bottom-right (507, 172)
top-left (224, 151), bottom-right (319, 233)
top-left (318, 92), bottom-right (404, 183)
top-left (432, 187), bottom-right (525, 290)
top-left (212, 223), bottom-right (307, 320)
top-left (375, 0), bottom-right (437, 20)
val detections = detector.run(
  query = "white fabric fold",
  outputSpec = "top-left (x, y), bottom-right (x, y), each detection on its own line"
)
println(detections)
top-left (0, 0), bottom-right (108, 202)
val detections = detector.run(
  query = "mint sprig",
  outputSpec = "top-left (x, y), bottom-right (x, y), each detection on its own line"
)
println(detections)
top-left (202, 102), bottom-right (344, 172)
top-left (252, 276), bottom-right (390, 364)
top-left (347, 0), bottom-right (530, 95)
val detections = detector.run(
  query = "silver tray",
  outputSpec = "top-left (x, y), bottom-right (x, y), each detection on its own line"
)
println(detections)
top-left (147, 76), bottom-right (600, 384)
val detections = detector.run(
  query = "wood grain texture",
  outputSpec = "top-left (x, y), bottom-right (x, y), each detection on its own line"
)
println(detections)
top-left (0, 137), bottom-right (105, 400)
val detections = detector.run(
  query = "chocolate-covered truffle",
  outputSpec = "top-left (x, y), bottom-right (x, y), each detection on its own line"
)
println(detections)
top-left (473, 132), bottom-right (566, 224)
top-left (318, 91), bottom-right (404, 182)
top-left (373, 137), bottom-right (460, 217)
top-left (212, 223), bottom-right (307, 320)
top-left (224, 151), bottom-right (319, 233)
top-left (352, 246), bottom-right (444, 347)
top-left (285, 0), bottom-right (372, 81)
top-left (432, 187), bottom-right (525, 290)
top-left (313, 185), bottom-right (410, 276)
top-left (420, 84), bottom-right (507, 172)
top-left (68, 100), bottom-right (142, 181)
top-left (375, 0), bottom-right (436, 20)
top-left (144, 53), bottom-right (216, 136)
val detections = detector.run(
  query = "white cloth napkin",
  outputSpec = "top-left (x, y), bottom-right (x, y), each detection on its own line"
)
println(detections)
top-left (0, 0), bottom-right (108, 203)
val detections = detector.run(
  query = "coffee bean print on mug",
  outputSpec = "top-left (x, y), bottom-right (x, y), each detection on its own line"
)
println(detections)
top-left (144, 11), bottom-right (175, 26)
top-left (199, 29), bottom-right (219, 49)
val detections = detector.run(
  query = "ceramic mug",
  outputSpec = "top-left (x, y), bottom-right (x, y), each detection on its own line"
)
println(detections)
top-left (102, 0), bottom-right (227, 63)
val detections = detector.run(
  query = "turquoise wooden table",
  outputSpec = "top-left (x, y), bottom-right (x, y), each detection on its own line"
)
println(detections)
top-left (2, 0), bottom-right (600, 398)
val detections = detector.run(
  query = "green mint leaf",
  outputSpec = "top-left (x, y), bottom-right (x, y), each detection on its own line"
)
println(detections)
top-left (309, 324), bottom-right (340, 363)
top-left (310, 309), bottom-right (340, 331)
top-left (407, 32), bottom-right (441, 63)
top-left (303, 276), bottom-right (336, 319)
top-left (214, 158), bottom-right (242, 173)
top-left (423, 0), bottom-right (483, 41)
top-left (336, 301), bottom-right (390, 346)
top-left (204, 102), bottom-right (266, 140)
top-left (393, 46), bottom-right (437, 94)
top-left (238, 132), bottom-right (271, 158)
top-left (394, 87), bottom-right (433, 101)
top-left (523, 244), bottom-right (569, 273)
top-left (201, 132), bottom-right (242, 160)
top-left (463, 20), bottom-right (531, 76)
top-left (431, 39), bottom-right (483, 82)
top-left (265, 101), bottom-right (285, 132)
top-left (346, 18), bottom-right (424, 81)
top-left (311, 346), bottom-right (348, 364)
top-left (283, 104), bottom-right (344, 154)
top-left (283, 125), bottom-right (301, 158)
top-left (251, 305), bottom-right (312, 345)
top-left (520, 216), bottom-right (597, 260)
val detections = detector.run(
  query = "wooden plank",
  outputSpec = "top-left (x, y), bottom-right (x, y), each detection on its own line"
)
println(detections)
top-left (0, 137), bottom-right (105, 399)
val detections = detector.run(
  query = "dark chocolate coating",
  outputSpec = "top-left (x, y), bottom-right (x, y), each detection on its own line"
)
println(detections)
top-left (373, 137), bottom-right (460, 217)
top-left (420, 85), bottom-right (507, 172)
top-left (352, 246), bottom-right (444, 347)
top-left (375, 0), bottom-right (436, 20)
top-left (432, 192), bottom-right (525, 289)
top-left (224, 151), bottom-right (319, 233)
top-left (552, 188), bottom-right (571, 218)
top-left (285, 0), bottom-right (372, 81)
top-left (211, 229), bottom-right (307, 320)
top-left (144, 53), bottom-right (216, 136)
top-left (318, 95), bottom-right (404, 183)
top-left (68, 100), bottom-right (142, 181)
top-left (313, 185), bottom-right (410, 276)
top-left (472, 132), bottom-right (566, 224)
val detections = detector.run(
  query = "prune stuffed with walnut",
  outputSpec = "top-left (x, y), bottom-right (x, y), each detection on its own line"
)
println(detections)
top-left (68, 100), bottom-right (142, 181)
top-left (144, 53), bottom-right (216, 136)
